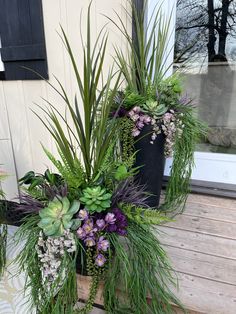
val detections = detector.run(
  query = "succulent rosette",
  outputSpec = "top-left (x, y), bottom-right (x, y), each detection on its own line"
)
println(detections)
top-left (38, 196), bottom-right (81, 236)
top-left (80, 186), bottom-right (112, 213)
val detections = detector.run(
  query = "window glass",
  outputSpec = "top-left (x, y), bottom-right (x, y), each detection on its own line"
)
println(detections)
top-left (175, 0), bottom-right (236, 154)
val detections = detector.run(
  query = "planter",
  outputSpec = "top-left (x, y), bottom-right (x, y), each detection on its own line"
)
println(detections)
top-left (77, 274), bottom-right (104, 306)
top-left (134, 124), bottom-right (165, 208)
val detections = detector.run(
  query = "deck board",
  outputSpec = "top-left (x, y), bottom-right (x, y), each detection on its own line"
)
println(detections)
top-left (159, 193), bottom-right (236, 314)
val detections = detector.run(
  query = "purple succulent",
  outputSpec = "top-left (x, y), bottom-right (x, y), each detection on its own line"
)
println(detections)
top-left (105, 213), bottom-right (116, 224)
top-left (97, 236), bottom-right (110, 252)
top-left (95, 254), bottom-right (106, 267)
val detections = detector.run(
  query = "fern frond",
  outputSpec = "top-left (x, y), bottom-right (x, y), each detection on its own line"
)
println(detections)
top-left (122, 204), bottom-right (171, 225)
top-left (43, 146), bottom-right (85, 189)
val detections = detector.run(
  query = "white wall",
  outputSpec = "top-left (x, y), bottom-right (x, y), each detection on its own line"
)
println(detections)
top-left (0, 0), bottom-right (129, 199)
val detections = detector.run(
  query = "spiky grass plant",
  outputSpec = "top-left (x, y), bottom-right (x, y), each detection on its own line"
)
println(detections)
top-left (108, 0), bottom-right (173, 97)
top-left (34, 3), bottom-right (121, 186)
top-left (104, 220), bottom-right (185, 314)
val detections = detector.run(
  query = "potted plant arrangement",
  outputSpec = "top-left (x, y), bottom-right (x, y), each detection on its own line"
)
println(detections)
top-left (110, 1), bottom-right (205, 210)
top-left (0, 6), bottom-right (186, 314)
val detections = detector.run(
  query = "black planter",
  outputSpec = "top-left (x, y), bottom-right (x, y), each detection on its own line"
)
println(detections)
top-left (134, 124), bottom-right (165, 208)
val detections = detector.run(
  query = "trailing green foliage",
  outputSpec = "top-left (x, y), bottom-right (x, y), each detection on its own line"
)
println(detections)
top-left (118, 117), bottom-right (135, 165)
top-left (104, 221), bottom-right (185, 314)
top-left (0, 223), bottom-right (7, 278)
top-left (162, 107), bottom-right (207, 213)
top-left (14, 215), bottom-right (78, 313)
top-left (0, 174), bottom-right (7, 278)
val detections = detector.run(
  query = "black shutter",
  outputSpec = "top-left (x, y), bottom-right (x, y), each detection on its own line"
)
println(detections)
top-left (0, 0), bottom-right (48, 80)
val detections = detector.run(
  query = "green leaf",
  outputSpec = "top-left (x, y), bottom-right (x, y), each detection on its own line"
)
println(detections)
top-left (71, 219), bottom-right (81, 231)
top-left (114, 165), bottom-right (128, 181)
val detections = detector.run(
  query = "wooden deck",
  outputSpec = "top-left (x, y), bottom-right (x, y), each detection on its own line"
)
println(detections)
top-left (1, 194), bottom-right (235, 314)
top-left (158, 193), bottom-right (236, 314)
top-left (80, 193), bottom-right (236, 314)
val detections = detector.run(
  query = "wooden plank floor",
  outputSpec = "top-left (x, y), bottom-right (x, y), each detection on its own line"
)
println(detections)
top-left (1, 194), bottom-right (235, 314)
top-left (157, 193), bottom-right (236, 314)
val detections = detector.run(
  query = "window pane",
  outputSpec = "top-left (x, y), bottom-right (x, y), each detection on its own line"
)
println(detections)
top-left (175, 0), bottom-right (236, 154)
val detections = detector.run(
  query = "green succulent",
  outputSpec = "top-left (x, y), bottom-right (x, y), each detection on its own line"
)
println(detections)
top-left (38, 196), bottom-right (80, 236)
top-left (124, 92), bottom-right (146, 109)
top-left (80, 186), bottom-right (112, 213)
top-left (142, 100), bottom-right (167, 117)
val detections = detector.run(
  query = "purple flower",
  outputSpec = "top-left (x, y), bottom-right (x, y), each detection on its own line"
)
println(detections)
top-left (95, 254), bottom-right (106, 267)
top-left (96, 219), bottom-right (105, 230)
top-left (105, 213), bottom-right (116, 224)
top-left (84, 237), bottom-right (96, 247)
top-left (143, 115), bottom-right (151, 124)
top-left (78, 209), bottom-right (89, 220)
top-left (83, 219), bottom-right (93, 234)
top-left (137, 121), bottom-right (144, 129)
top-left (97, 236), bottom-right (110, 252)
top-left (77, 227), bottom-right (86, 239)
top-left (106, 208), bottom-right (128, 236)
top-left (106, 224), bottom-right (117, 233)
top-left (132, 128), bottom-right (141, 137)
top-left (111, 106), bottom-right (127, 118)
top-left (117, 228), bottom-right (127, 236)
top-left (132, 106), bottom-right (141, 113)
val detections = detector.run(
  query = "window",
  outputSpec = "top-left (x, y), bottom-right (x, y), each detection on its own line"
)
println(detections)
top-left (0, 0), bottom-right (48, 80)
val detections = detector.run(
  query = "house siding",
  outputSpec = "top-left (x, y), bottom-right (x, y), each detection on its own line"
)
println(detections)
top-left (0, 0), bottom-right (129, 199)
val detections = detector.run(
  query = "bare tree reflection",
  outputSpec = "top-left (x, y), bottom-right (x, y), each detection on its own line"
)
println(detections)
top-left (175, 0), bottom-right (236, 152)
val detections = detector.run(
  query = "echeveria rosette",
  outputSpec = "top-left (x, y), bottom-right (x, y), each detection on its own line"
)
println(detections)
top-left (38, 196), bottom-right (81, 237)
top-left (80, 186), bottom-right (112, 213)
top-left (142, 100), bottom-right (167, 118)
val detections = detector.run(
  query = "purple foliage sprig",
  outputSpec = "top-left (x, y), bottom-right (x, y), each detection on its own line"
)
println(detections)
top-left (43, 184), bottom-right (68, 200)
top-left (17, 193), bottom-right (44, 214)
top-left (112, 178), bottom-right (150, 208)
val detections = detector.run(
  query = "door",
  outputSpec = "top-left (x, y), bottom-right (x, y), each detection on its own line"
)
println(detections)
top-left (148, 0), bottom-right (236, 190)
